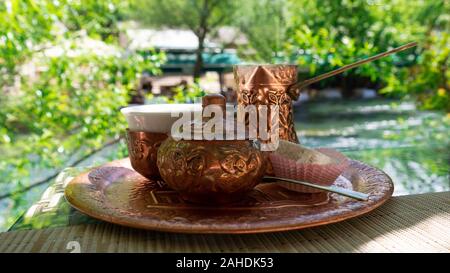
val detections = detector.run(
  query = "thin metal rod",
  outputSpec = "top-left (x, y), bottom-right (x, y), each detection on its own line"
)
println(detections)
top-left (293, 42), bottom-right (418, 91)
top-left (263, 176), bottom-right (369, 201)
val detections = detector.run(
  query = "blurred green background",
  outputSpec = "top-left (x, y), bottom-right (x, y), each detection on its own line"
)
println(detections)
top-left (0, 0), bottom-right (448, 231)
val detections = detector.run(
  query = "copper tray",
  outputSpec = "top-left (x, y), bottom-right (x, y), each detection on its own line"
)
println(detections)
top-left (65, 158), bottom-right (393, 234)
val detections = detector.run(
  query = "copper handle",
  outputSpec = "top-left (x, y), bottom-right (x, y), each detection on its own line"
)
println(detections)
top-left (288, 41), bottom-right (418, 98)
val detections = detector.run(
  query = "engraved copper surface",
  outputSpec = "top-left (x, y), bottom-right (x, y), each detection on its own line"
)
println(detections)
top-left (234, 65), bottom-right (300, 143)
top-left (156, 94), bottom-right (267, 204)
top-left (65, 158), bottom-right (394, 234)
top-left (125, 129), bottom-right (167, 179)
top-left (157, 137), bottom-right (267, 204)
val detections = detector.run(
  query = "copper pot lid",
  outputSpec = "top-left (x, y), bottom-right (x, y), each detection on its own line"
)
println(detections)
top-left (172, 94), bottom-right (252, 141)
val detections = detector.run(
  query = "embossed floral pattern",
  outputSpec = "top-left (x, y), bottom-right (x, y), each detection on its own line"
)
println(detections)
top-left (219, 147), bottom-right (261, 178)
top-left (234, 65), bottom-right (300, 143)
top-left (126, 130), bottom-right (167, 179)
top-left (157, 138), bottom-right (266, 203)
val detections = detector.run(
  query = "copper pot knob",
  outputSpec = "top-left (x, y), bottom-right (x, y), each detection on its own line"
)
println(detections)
top-left (201, 93), bottom-right (226, 125)
top-left (202, 93), bottom-right (226, 109)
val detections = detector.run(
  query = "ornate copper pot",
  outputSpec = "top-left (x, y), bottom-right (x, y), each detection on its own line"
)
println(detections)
top-left (233, 43), bottom-right (419, 145)
top-left (156, 94), bottom-right (267, 204)
top-left (157, 138), bottom-right (266, 204)
top-left (234, 65), bottom-right (300, 143)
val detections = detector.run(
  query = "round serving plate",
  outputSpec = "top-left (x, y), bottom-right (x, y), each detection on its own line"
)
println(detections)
top-left (65, 158), bottom-right (393, 234)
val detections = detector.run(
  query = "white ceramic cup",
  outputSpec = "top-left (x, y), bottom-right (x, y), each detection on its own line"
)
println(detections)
top-left (121, 104), bottom-right (202, 133)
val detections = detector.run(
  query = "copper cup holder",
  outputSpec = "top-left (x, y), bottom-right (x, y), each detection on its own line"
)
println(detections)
top-left (125, 129), bottom-right (168, 179)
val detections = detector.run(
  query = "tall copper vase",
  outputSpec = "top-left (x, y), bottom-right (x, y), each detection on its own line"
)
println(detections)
top-left (234, 65), bottom-right (300, 143)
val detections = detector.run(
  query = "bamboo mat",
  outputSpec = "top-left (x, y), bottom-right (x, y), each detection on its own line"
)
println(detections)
top-left (1, 191), bottom-right (449, 253)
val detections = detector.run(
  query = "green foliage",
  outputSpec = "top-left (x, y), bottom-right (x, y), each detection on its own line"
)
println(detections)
top-left (381, 33), bottom-right (449, 111)
top-left (0, 0), bottom-right (130, 83)
top-left (145, 83), bottom-right (205, 104)
top-left (285, 0), bottom-right (410, 83)
top-left (0, 0), bottom-right (56, 78)
top-left (282, 0), bottom-right (449, 109)
top-left (0, 1), bottom-right (165, 196)
top-left (131, 0), bottom-right (238, 34)
top-left (235, 0), bottom-right (288, 62)
top-left (61, 0), bottom-right (130, 41)
top-left (171, 83), bottom-right (205, 103)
